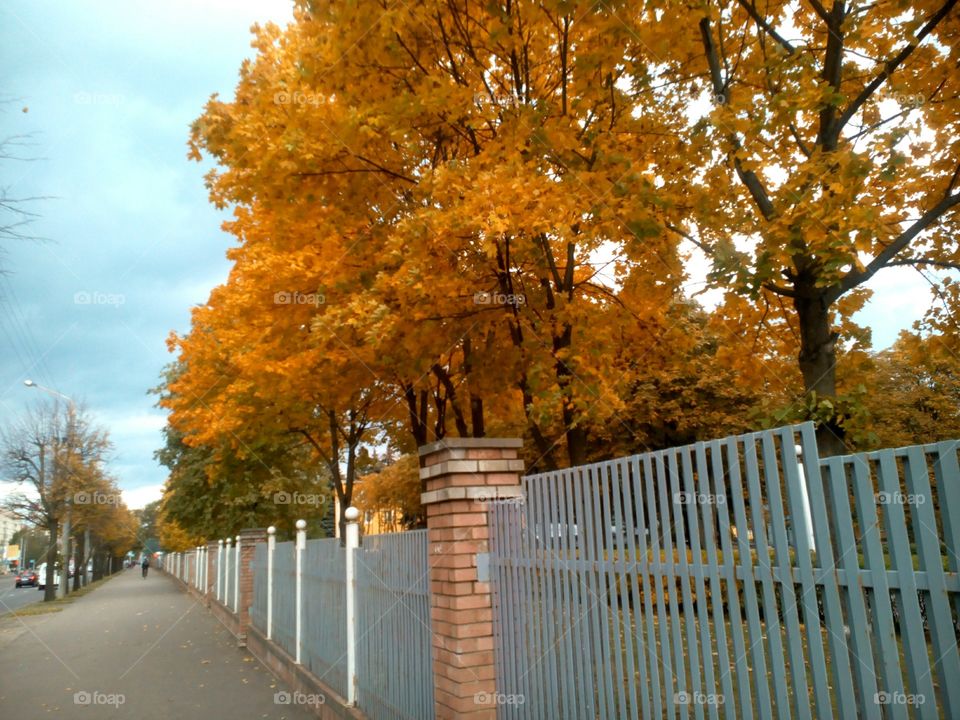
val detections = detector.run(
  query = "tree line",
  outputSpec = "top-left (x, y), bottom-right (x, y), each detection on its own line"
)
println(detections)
top-left (1, 401), bottom-right (138, 600)
top-left (157, 0), bottom-right (960, 539)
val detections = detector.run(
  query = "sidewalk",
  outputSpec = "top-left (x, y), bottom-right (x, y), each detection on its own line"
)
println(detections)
top-left (0, 567), bottom-right (316, 719)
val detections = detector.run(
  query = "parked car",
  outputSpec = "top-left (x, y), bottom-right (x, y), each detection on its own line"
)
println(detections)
top-left (36, 562), bottom-right (60, 590)
top-left (15, 569), bottom-right (38, 587)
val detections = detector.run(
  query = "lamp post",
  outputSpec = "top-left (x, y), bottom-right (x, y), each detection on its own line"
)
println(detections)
top-left (24, 379), bottom-right (77, 599)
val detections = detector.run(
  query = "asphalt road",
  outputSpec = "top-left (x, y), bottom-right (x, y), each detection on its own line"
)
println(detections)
top-left (0, 579), bottom-right (45, 616)
top-left (0, 567), bottom-right (316, 719)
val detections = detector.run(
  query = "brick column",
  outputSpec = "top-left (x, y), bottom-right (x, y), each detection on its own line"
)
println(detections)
top-left (237, 527), bottom-right (266, 647)
top-left (206, 541), bottom-right (218, 607)
top-left (419, 438), bottom-right (524, 719)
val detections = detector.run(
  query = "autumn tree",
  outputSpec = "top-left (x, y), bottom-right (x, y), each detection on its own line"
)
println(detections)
top-left (156, 360), bottom-right (337, 539)
top-left (658, 0), bottom-right (960, 453)
top-left (858, 329), bottom-right (960, 446)
top-left (0, 400), bottom-right (112, 600)
top-left (352, 453), bottom-right (424, 531)
top-left (185, 0), bottom-right (694, 471)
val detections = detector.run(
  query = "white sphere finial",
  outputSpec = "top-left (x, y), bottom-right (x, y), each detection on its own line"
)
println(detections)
top-left (295, 519), bottom-right (307, 530)
top-left (267, 526), bottom-right (276, 535)
top-left (344, 506), bottom-right (360, 522)
top-left (235, 535), bottom-right (240, 542)
top-left (218, 539), bottom-right (223, 546)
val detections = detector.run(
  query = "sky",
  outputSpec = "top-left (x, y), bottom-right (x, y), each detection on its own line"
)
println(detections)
top-left (0, 0), bottom-right (294, 509)
top-left (0, 1), bottom-right (939, 510)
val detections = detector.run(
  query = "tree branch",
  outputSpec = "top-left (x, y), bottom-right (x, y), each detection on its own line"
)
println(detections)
top-left (737, 0), bottom-right (795, 54)
top-left (829, 191), bottom-right (960, 301)
top-left (699, 17), bottom-right (777, 220)
top-left (885, 258), bottom-right (960, 271)
top-left (835, 0), bottom-right (958, 136)
top-left (805, 0), bottom-right (831, 22)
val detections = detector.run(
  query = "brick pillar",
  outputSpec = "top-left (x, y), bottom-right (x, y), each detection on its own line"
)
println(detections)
top-left (419, 438), bottom-right (524, 719)
top-left (237, 527), bottom-right (266, 647)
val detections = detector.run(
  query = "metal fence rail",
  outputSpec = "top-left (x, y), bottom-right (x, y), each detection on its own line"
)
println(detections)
top-left (302, 537), bottom-right (348, 698)
top-left (489, 423), bottom-right (960, 719)
top-left (272, 540), bottom-right (297, 659)
top-left (356, 529), bottom-right (435, 720)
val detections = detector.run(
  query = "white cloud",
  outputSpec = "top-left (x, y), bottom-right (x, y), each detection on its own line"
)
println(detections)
top-left (122, 483), bottom-right (164, 510)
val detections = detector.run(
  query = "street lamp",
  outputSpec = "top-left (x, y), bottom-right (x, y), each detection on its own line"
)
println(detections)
top-left (24, 379), bottom-right (77, 598)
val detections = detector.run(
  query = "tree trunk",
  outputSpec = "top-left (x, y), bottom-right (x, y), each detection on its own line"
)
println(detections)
top-left (794, 288), bottom-right (846, 457)
top-left (553, 323), bottom-right (589, 467)
top-left (91, 549), bottom-right (103, 581)
top-left (43, 520), bottom-right (58, 602)
top-left (72, 532), bottom-right (84, 591)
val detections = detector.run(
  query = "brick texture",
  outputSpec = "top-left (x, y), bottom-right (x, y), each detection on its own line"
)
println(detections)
top-left (420, 438), bottom-right (523, 720)
top-left (237, 528), bottom-right (267, 646)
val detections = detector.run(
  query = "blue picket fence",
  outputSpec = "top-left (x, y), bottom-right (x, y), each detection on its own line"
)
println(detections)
top-left (489, 423), bottom-right (960, 719)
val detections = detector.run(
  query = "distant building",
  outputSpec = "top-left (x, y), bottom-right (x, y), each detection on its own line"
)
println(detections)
top-left (0, 510), bottom-right (26, 570)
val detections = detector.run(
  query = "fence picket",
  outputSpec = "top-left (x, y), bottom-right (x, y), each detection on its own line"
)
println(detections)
top-left (776, 427), bottom-right (836, 720)
top-left (901, 446), bottom-right (960, 717)
top-left (876, 450), bottom-right (938, 718)
top-left (821, 457), bottom-right (882, 720)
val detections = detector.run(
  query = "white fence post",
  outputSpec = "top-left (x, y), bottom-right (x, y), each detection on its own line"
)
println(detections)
top-left (224, 537), bottom-right (232, 608)
top-left (795, 444), bottom-right (817, 553)
top-left (267, 526), bottom-right (276, 641)
top-left (217, 540), bottom-right (223, 601)
top-left (344, 507), bottom-right (360, 706)
top-left (295, 519), bottom-right (306, 664)
top-left (234, 534), bottom-right (240, 614)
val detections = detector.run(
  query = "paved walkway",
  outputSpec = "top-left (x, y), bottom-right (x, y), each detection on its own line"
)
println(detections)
top-left (0, 567), bottom-right (315, 719)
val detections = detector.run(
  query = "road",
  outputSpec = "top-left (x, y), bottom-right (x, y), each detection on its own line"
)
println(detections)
top-left (0, 580), bottom-right (45, 616)
top-left (0, 566), bottom-right (316, 719)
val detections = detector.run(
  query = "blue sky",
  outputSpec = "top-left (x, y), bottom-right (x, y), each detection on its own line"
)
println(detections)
top-left (0, 0), bottom-right (933, 509)
top-left (1, 0), bottom-right (293, 508)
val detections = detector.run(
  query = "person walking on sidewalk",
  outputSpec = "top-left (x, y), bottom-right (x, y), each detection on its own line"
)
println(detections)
top-left (141, 556), bottom-right (149, 579)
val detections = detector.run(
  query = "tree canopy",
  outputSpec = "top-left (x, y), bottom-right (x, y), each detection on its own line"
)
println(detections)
top-left (159, 0), bottom-right (960, 538)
